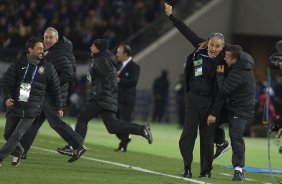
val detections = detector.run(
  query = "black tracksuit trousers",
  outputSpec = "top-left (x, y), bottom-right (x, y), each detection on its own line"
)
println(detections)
top-left (228, 113), bottom-right (248, 168)
top-left (75, 100), bottom-right (144, 141)
top-left (179, 92), bottom-right (216, 174)
top-left (19, 97), bottom-right (83, 155)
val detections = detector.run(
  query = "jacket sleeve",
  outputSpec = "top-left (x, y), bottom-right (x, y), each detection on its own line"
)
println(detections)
top-left (169, 14), bottom-right (205, 48)
top-left (118, 64), bottom-right (140, 88)
top-left (1, 63), bottom-right (17, 102)
top-left (56, 55), bottom-right (74, 85)
top-left (216, 71), bottom-right (243, 97)
top-left (46, 63), bottom-right (62, 110)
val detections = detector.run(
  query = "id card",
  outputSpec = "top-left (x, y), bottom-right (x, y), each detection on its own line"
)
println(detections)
top-left (194, 59), bottom-right (203, 77)
top-left (19, 82), bottom-right (31, 102)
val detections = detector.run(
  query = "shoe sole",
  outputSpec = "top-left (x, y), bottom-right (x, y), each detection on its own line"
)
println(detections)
top-left (145, 123), bottom-right (153, 144)
top-left (214, 144), bottom-right (231, 160)
top-left (68, 148), bottom-right (86, 163)
top-left (57, 150), bottom-right (74, 157)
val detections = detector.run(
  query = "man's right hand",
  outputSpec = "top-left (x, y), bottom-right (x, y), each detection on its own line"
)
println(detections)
top-left (164, 2), bottom-right (173, 16)
top-left (5, 98), bottom-right (14, 108)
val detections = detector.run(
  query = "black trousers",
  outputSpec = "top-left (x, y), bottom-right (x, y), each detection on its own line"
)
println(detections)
top-left (75, 100), bottom-right (143, 141)
top-left (179, 92), bottom-right (215, 174)
top-left (0, 113), bottom-right (36, 160)
top-left (20, 97), bottom-right (83, 155)
top-left (214, 123), bottom-right (226, 145)
top-left (116, 102), bottom-right (135, 147)
top-left (228, 113), bottom-right (247, 168)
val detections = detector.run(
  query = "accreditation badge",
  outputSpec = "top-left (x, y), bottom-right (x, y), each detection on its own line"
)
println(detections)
top-left (19, 82), bottom-right (31, 102)
top-left (193, 58), bottom-right (203, 77)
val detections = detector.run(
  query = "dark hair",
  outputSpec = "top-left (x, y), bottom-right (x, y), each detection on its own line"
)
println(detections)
top-left (225, 45), bottom-right (243, 60)
top-left (120, 44), bottom-right (132, 56)
top-left (26, 37), bottom-right (43, 53)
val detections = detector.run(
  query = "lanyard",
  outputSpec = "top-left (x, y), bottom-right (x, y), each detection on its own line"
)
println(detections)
top-left (21, 63), bottom-right (38, 84)
top-left (192, 49), bottom-right (200, 61)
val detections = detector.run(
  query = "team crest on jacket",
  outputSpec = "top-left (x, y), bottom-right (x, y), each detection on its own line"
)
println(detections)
top-left (38, 66), bottom-right (45, 74)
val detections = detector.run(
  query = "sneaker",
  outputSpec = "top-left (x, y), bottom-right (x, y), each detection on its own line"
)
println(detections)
top-left (182, 169), bottom-right (192, 178)
top-left (232, 170), bottom-right (244, 181)
top-left (114, 137), bottom-right (131, 152)
top-left (11, 156), bottom-right (21, 166)
top-left (142, 123), bottom-right (153, 144)
top-left (68, 145), bottom-right (86, 163)
top-left (57, 145), bottom-right (74, 156)
top-left (213, 140), bottom-right (231, 160)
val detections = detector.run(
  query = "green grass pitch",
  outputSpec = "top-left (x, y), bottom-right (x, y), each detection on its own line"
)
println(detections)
top-left (0, 113), bottom-right (281, 184)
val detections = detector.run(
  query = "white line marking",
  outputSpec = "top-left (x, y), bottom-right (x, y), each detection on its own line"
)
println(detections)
top-left (31, 145), bottom-right (209, 184)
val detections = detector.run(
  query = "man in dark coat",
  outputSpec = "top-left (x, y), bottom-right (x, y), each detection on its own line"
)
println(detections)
top-left (57, 39), bottom-right (152, 155)
top-left (18, 27), bottom-right (84, 163)
top-left (164, 3), bottom-right (226, 178)
top-left (216, 45), bottom-right (256, 181)
top-left (0, 37), bottom-right (61, 166)
top-left (115, 44), bottom-right (140, 152)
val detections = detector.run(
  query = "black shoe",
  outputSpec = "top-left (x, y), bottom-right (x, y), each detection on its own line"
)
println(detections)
top-left (182, 169), bottom-right (192, 178)
top-left (232, 170), bottom-right (244, 181)
top-left (142, 123), bottom-right (153, 144)
top-left (213, 140), bottom-right (231, 160)
top-left (68, 145), bottom-right (86, 163)
top-left (114, 137), bottom-right (131, 152)
top-left (21, 154), bottom-right (27, 160)
top-left (11, 155), bottom-right (21, 166)
top-left (57, 145), bottom-right (74, 156)
top-left (279, 147), bottom-right (282, 154)
top-left (199, 172), bottom-right (211, 178)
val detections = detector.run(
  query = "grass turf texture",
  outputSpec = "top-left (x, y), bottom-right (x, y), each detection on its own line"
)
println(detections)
top-left (0, 113), bottom-right (281, 184)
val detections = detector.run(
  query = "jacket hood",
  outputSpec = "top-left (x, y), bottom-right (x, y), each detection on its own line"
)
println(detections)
top-left (50, 36), bottom-right (73, 53)
top-left (232, 51), bottom-right (254, 70)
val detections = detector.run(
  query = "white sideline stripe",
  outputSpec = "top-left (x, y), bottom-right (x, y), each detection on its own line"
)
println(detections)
top-left (31, 146), bottom-right (209, 184)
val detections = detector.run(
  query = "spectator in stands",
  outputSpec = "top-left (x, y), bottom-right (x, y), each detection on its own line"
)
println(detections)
top-left (152, 70), bottom-right (169, 122)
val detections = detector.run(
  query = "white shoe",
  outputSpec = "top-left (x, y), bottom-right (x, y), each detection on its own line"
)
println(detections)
top-left (11, 156), bottom-right (21, 166)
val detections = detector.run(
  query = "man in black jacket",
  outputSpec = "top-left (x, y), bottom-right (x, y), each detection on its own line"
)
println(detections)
top-left (164, 3), bottom-right (226, 178)
top-left (115, 44), bottom-right (140, 152)
top-left (18, 27), bottom-right (84, 163)
top-left (216, 45), bottom-right (256, 181)
top-left (0, 37), bottom-right (61, 166)
top-left (57, 39), bottom-right (152, 155)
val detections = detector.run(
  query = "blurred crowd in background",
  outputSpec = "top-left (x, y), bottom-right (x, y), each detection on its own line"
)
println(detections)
top-left (0, 0), bottom-right (162, 51)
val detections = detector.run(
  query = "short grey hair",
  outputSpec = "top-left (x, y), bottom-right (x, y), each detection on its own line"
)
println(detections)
top-left (44, 27), bottom-right (59, 40)
top-left (210, 32), bottom-right (224, 43)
